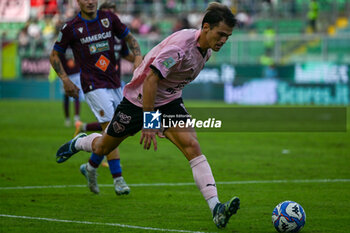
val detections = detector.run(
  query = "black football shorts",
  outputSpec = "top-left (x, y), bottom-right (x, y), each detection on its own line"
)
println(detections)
top-left (107, 97), bottom-right (191, 137)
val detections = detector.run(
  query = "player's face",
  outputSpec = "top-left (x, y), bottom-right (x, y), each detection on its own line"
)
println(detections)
top-left (204, 21), bottom-right (233, 52)
top-left (77, 0), bottom-right (98, 16)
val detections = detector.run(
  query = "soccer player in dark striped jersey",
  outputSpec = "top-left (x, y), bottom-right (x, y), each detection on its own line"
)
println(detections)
top-left (50, 0), bottom-right (142, 195)
top-left (73, 1), bottom-right (136, 170)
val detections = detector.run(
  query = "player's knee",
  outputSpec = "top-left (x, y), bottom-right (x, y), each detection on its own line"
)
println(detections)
top-left (184, 138), bottom-right (201, 155)
top-left (91, 135), bottom-right (115, 155)
top-left (92, 144), bottom-right (112, 156)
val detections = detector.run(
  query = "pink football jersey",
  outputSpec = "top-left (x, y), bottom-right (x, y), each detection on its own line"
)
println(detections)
top-left (124, 29), bottom-right (211, 107)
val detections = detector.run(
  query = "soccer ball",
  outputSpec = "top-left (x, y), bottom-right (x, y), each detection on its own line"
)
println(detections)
top-left (272, 201), bottom-right (306, 232)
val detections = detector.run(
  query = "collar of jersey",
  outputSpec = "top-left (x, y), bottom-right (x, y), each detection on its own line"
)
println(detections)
top-left (78, 10), bottom-right (100, 23)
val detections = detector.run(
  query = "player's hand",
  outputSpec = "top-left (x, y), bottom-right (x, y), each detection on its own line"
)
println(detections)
top-left (140, 128), bottom-right (158, 151)
top-left (62, 78), bottom-right (80, 98)
top-left (156, 130), bottom-right (165, 138)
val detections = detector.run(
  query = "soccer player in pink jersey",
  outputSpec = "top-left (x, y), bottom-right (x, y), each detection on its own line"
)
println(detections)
top-left (50, 0), bottom-right (142, 196)
top-left (56, 2), bottom-right (239, 228)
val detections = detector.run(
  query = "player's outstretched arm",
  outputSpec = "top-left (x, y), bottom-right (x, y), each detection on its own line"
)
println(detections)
top-left (140, 70), bottom-right (160, 151)
top-left (50, 50), bottom-right (79, 98)
top-left (124, 33), bottom-right (142, 70)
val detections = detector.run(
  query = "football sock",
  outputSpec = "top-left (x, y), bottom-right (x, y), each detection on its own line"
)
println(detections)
top-left (108, 159), bottom-right (122, 178)
top-left (207, 196), bottom-right (220, 214)
top-left (88, 153), bottom-right (104, 168)
top-left (75, 133), bottom-right (101, 152)
top-left (86, 122), bottom-right (102, 131)
top-left (87, 161), bottom-right (96, 171)
top-left (189, 155), bottom-right (218, 200)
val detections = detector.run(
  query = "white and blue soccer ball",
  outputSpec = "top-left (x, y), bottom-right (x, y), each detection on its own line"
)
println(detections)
top-left (272, 200), bottom-right (306, 232)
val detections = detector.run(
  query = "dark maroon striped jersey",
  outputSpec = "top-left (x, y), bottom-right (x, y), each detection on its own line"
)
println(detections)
top-left (58, 48), bottom-right (80, 76)
top-left (54, 10), bottom-right (129, 93)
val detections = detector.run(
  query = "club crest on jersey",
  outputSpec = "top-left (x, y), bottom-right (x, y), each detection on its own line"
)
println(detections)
top-left (163, 57), bottom-right (176, 69)
top-left (101, 18), bottom-right (110, 28)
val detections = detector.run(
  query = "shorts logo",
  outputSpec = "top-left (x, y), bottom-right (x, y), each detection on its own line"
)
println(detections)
top-left (143, 110), bottom-right (161, 129)
top-left (95, 55), bottom-right (110, 72)
top-left (89, 40), bottom-right (110, 54)
top-left (117, 112), bottom-right (131, 124)
top-left (113, 121), bottom-right (125, 133)
top-left (162, 57), bottom-right (176, 69)
top-left (101, 18), bottom-right (110, 28)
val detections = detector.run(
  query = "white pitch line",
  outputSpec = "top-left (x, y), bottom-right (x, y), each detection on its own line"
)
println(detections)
top-left (0, 214), bottom-right (214, 233)
top-left (0, 179), bottom-right (349, 190)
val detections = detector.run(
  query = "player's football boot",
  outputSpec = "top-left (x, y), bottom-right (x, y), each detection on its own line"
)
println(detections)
top-left (56, 133), bottom-right (87, 163)
top-left (212, 196), bottom-right (240, 229)
top-left (74, 120), bottom-right (85, 137)
top-left (80, 163), bottom-right (100, 194)
top-left (114, 177), bottom-right (130, 195)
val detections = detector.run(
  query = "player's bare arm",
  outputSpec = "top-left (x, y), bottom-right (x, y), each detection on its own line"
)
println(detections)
top-left (140, 70), bottom-right (160, 151)
top-left (123, 53), bottom-right (135, 63)
top-left (50, 50), bottom-right (79, 98)
top-left (124, 33), bottom-right (142, 69)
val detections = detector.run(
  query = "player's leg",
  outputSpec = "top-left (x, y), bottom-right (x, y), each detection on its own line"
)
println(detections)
top-left (103, 88), bottom-right (130, 194)
top-left (100, 121), bottom-right (130, 195)
top-left (74, 121), bottom-right (102, 137)
top-left (56, 124), bottom-right (128, 193)
top-left (164, 128), bottom-right (239, 228)
top-left (78, 96), bottom-right (143, 194)
top-left (57, 96), bottom-right (141, 194)
top-left (160, 99), bottom-right (239, 228)
top-left (105, 88), bottom-right (130, 194)
top-left (78, 132), bottom-right (128, 194)
top-left (81, 88), bottom-right (130, 194)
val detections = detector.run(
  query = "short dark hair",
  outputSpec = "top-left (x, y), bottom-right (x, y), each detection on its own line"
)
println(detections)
top-left (99, 1), bottom-right (116, 11)
top-left (201, 2), bottom-right (236, 29)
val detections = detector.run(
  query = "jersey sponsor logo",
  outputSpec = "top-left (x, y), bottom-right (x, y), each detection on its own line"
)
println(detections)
top-left (89, 40), bottom-right (110, 54)
top-left (101, 18), bottom-right (110, 28)
top-left (78, 27), bottom-right (83, 33)
top-left (162, 57), bottom-right (176, 69)
top-left (80, 31), bottom-right (112, 44)
top-left (95, 55), bottom-right (110, 72)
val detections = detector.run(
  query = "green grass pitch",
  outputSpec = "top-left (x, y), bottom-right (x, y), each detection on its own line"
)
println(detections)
top-left (0, 100), bottom-right (349, 232)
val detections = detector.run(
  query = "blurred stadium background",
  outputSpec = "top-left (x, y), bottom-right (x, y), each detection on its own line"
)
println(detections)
top-left (0, 0), bottom-right (349, 105)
